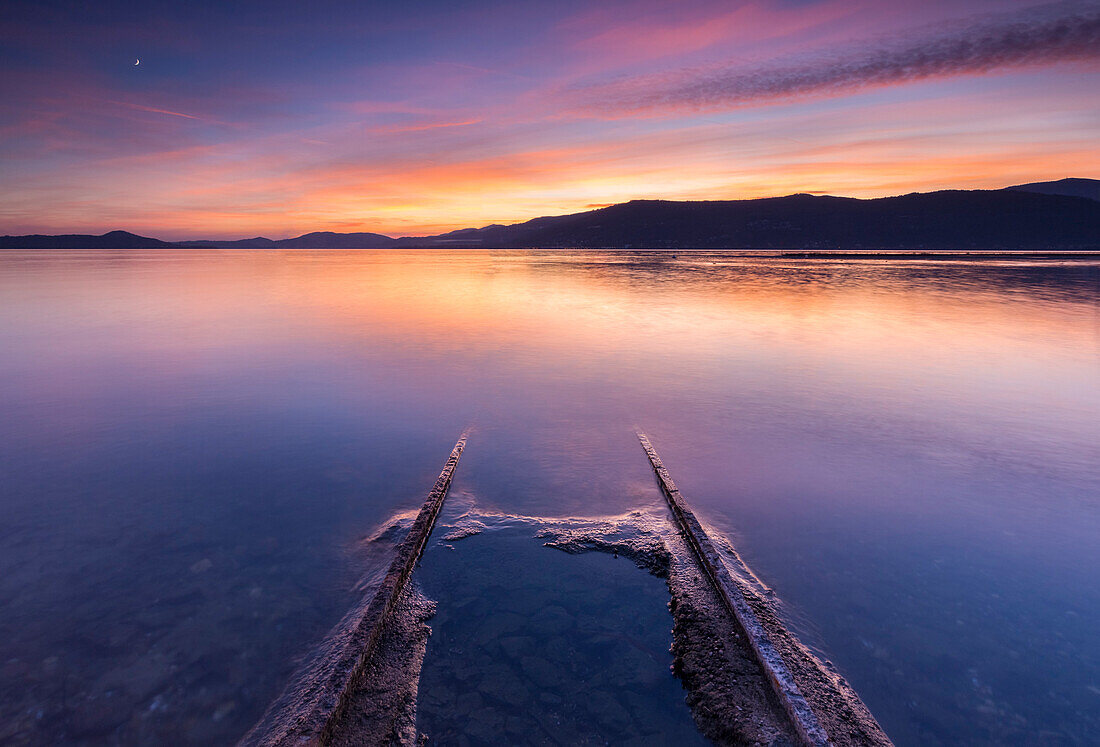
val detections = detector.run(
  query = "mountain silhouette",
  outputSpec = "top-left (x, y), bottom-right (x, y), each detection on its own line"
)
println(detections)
top-left (2, 183), bottom-right (1097, 250)
top-left (1004, 178), bottom-right (1100, 202)
top-left (394, 188), bottom-right (1100, 249)
top-left (0, 230), bottom-right (174, 249)
top-left (177, 232), bottom-right (397, 249)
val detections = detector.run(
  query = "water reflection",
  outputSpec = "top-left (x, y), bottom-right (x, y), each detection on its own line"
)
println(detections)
top-left (0, 250), bottom-right (1097, 744)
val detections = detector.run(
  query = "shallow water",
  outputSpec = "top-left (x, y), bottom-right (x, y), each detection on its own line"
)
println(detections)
top-left (417, 512), bottom-right (707, 745)
top-left (1, 249), bottom-right (1098, 744)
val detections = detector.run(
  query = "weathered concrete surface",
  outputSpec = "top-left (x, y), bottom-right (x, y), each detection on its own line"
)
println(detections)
top-left (325, 583), bottom-right (434, 746)
top-left (240, 433), bottom-right (467, 747)
top-left (637, 432), bottom-right (893, 747)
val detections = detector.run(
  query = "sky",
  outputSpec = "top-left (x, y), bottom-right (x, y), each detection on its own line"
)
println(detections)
top-left (1, 0), bottom-right (1098, 239)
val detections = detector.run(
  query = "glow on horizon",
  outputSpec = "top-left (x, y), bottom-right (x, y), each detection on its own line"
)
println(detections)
top-left (0, 0), bottom-right (1098, 239)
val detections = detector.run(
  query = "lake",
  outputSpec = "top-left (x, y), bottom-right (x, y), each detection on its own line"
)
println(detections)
top-left (1, 249), bottom-right (1098, 745)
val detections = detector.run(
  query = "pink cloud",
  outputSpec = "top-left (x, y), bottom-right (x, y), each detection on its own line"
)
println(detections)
top-left (565, 1), bottom-right (1100, 116)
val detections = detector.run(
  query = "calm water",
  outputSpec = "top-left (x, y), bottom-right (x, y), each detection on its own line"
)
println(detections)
top-left (416, 517), bottom-right (709, 745)
top-left (1, 249), bottom-right (1098, 745)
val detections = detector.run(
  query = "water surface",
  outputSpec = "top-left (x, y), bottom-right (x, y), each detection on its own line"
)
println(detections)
top-left (1, 250), bottom-right (1098, 744)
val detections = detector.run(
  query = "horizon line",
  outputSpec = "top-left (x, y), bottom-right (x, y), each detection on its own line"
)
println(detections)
top-left (2, 177), bottom-right (1095, 242)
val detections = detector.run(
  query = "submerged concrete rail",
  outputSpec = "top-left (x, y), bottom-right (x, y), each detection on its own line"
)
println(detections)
top-left (243, 432), bottom-right (468, 747)
top-left (637, 432), bottom-right (831, 747)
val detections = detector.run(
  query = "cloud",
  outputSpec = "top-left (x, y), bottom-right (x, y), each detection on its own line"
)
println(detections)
top-left (369, 118), bottom-right (483, 134)
top-left (107, 100), bottom-right (206, 121)
top-left (571, 1), bottom-right (1100, 115)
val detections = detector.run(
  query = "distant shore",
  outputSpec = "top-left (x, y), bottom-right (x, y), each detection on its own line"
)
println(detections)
top-left (3, 183), bottom-right (1099, 252)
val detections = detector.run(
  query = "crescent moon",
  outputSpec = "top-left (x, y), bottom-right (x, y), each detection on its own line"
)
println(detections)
top-left (134, 59), bottom-right (140, 66)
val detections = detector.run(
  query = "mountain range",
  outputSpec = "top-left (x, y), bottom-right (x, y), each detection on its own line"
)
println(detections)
top-left (3, 179), bottom-right (1098, 251)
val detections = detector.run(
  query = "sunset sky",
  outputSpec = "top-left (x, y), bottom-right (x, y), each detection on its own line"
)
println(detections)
top-left (1, 0), bottom-right (1098, 239)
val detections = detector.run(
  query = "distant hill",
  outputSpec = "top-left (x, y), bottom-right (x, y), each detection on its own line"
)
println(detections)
top-left (0, 230), bottom-right (173, 249)
top-left (395, 189), bottom-right (1100, 250)
top-left (0, 230), bottom-right (398, 250)
top-left (1005, 178), bottom-right (1100, 202)
top-left (176, 232), bottom-right (396, 249)
top-left (179, 237), bottom-right (279, 249)
top-left (3, 186), bottom-right (1098, 250)
top-left (268, 231), bottom-right (397, 249)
